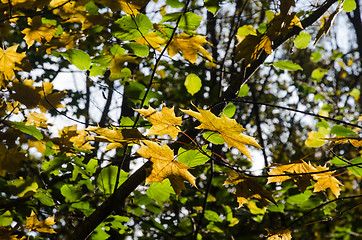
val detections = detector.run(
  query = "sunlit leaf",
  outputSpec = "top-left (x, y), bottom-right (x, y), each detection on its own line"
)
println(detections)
top-left (60, 49), bottom-right (91, 70)
top-left (294, 32), bottom-right (311, 49)
top-left (184, 73), bottom-right (202, 95)
top-left (273, 60), bottom-right (303, 71)
top-left (25, 211), bottom-right (56, 234)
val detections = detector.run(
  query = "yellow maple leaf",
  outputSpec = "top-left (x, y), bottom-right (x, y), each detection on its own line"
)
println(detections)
top-left (224, 171), bottom-right (276, 207)
top-left (268, 160), bottom-right (343, 197)
top-left (181, 106), bottom-right (261, 161)
top-left (324, 137), bottom-right (362, 148)
top-left (0, 45), bottom-right (26, 80)
top-left (267, 228), bottom-right (292, 240)
top-left (25, 211), bottom-right (56, 234)
top-left (21, 16), bottom-right (57, 47)
top-left (95, 0), bottom-right (150, 15)
top-left (26, 112), bottom-right (50, 128)
top-left (87, 126), bottom-right (146, 151)
top-left (135, 32), bottom-right (167, 51)
top-left (135, 106), bottom-right (182, 140)
top-left (137, 140), bottom-right (196, 195)
top-left (312, 165), bottom-right (343, 198)
top-left (168, 33), bottom-right (212, 63)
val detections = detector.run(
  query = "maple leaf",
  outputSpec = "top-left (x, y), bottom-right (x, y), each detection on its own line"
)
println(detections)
top-left (267, 228), bottom-right (292, 240)
top-left (312, 165), bottom-right (343, 198)
top-left (21, 16), bottom-right (57, 47)
top-left (268, 160), bottom-right (343, 197)
top-left (137, 140), bottom-right (196, 195)
top-left (0, 45), bottom-right (26, 80)
top-left (224, 171), bottom-right (276, 207)
top-left (181, 106), bottom-right (261, 161)
top-left (0, 142), bottom-right (25, 176)
top-left (11, 80), bottom-right (66, 112)
top-left (135, 106), bottom-right (182, 139)
top-left (87, 126), bottom-right (147, 151)
top-left (25, 211), bottom-right (56, 234)
top-left (324, 137), bottom-right (362, 148)
top-left (26, 112), bottom-right (50, 128)
top-left (168, 33), bottom-right (212, 63)
top-left (95, 0), bottom-right (150, 15)
top-left (135, 32), bottom-right (167, 51)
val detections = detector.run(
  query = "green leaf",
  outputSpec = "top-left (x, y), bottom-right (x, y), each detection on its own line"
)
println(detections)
top-left (311, 68), bottom-right (328, 81)
top-left (236, 25), bottom-right (257, 38)
top-left (114, 14), bottom-right (152, 40)
top-left (286, 190), bottom-right (313, 205)
top-left (97, 166), bottom-right (129, 195)
top-left (166, 0), bottom-right (184, 8)
top-left (203, 131), bottom-right (225, 145)
top-left (60, 184), bottom-right (82, 202)
top-left (348, 157), bottom-right (362, 176)
top-left (60, 49), bottom-right (91, 70)
top-left (147, 179), bottom-right (175, 202)
top-left (11, 121), bottom-right (43, 140)
top-left (179, 12), bottom-right (202, 30)
top-left (223, 103), bottom-right (236, 118)
top-left (184, 73), bottom-right (202, 95)
top-left (178, 147), bottom-right (209, 167)
top-left (294, 32), bottom-right (311, 49)
top-left (0, 211), bottom-right (12, 227)
top-left (237, 84), bottom-right (249, 97)
top-left (34, 188), bottom-right (54, 206)
top-left (85, 1), bottom-right (99, 15)
top-left (273, 61), bottom-right (303, 71)
top-left (311, 51), bottom-right (322, 62)
top-left (343, 0), bottom-right (356, 12)
top-left (331, 125), bottom-right (358, 137)
top-left (349, 88), bottom-right (360, 100)
top-left (267, 203), bottom-right (285, 213)
top-left (110, 45), bottom-right (126, 55)
top-left (316, 120), bottom-right (329, 129)
top-left (126, 42), bottom-right (149, 57)
top-left (204, 210), bottom-right (222, 222)
top-left (204, 0), bottom-right (221, 14)
top-left (331, 156), bottom-right (346, 166)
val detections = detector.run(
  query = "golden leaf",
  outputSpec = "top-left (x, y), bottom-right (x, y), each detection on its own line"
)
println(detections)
top-left (224, 171), bottom-right (276, 207)
top-left (25, 211), bottom-right (56, 234)
top-left (135, 32), bottom-right (167, 51)
top-left (137, 140), bottom-right (196, 195)
top-left (324, 137), bottom-right (362, 148)
top-left (21, 16), bottom-right (57, 47)
top-left (181, 106), bottom-right (261, 161)
top-left (305, 131), bottom-right (326, 148)
top-left (312, 165), bottom-right (343, 198)
top-left (168, 33), bottom-right (212, 63)
top-left (87, 126), bottom-right (146, 151)
top-left (267, 228), bottom-right (292, 240)
top-left (268, 161), bottom-right (343, 197)
top-left (0, 45), bottom-right (26, 80)
top-left (135, 106), bottom-right (182, 139)
top-left (95, 0), bottom-right (150, 15)
top-left (26, 112), bottom-right (49, 128)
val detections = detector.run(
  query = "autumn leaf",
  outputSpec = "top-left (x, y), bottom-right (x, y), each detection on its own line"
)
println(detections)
top-left (21, 16), bottom-right (57, 47)
top-left (135, 106), bottom-right (182, 139)
top-left (11, 80), bottom-right (66, 112)
top-left (234, 34), bottom-right (272, 64)
top-left (0, 45), bottom-right (26, 80)
top-left (135, 32), bottom-right (167, 51)
top-left (26, 112), bottom-right (50, 128)
top-left (87, 126), bottom-right (147, 151)
top-left (268, 160), bottom-right (342, 197)
top-left (224, 171), bottom-right (276, 207)
top-left (267, 228), bottom-right (292, 240)
top-left (137, 140), bottom-right (196, 195)
top-left (95, 0), bottom-right (150, 15)
top-left (168, 33), bottom-right (212, 63)
top-left (312, 165), bottom-right (343, 198)
top-left (324, 137), bottom-right (362, 148)
top-left (25, 211), bottom-right (56, 234)
top-left (0, 142), bottom-right (25, 176)
top-left (181, 106), bottom-right (261, 161)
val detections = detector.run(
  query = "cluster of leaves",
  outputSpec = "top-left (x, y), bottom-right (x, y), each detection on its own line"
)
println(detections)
top-left (1, 0), bottom-right (362, 239)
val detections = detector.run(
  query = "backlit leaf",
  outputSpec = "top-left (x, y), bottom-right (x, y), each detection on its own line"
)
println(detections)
top-left (177, 147), bottom-right (210, 167)
top-left (0, 45), bottom-right (26, 80)
top-left (114, 14), bottom-right (152, 40)
top-left (60, 49), bottom-right (91, 70)
top-left (135, 106), bottom-right (182, 139)
top-left (25, 211), bottom-right (56, 234)
top-left (343, 0), bottom-right (356, 12)
top-left (273, 61), bottom-right (303, 71)
top-left (11, 121), bottom-right (43, 140)
top-left (137, 140), bottom-right (196, 195)
top-left (184, 73), bottom-right (202, 95)
top-left (305, 131), bottom-right (326, 148)
top-left (181, 106), bottom-right (261, 161)
top-left (147, 179), bottom-right (175, 202)
top-left (267, 228), bottom-right (292, 240)
top-left (294, 32), bottom-right (311, 49)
